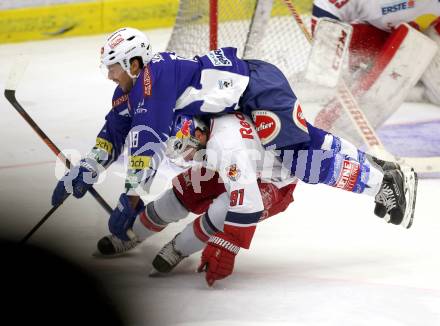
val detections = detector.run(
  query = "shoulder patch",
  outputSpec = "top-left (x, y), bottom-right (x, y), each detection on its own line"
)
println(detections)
top-left (95, 137), bottom-right (113, 153)
top-left (144, 65), bottom-right (152, 97)
top-left (112, 94), bottom-right (128, 108)
top-left (207, 49), bottom-right (232, 66)
top-left (151, 53), bottom-right (164, 63)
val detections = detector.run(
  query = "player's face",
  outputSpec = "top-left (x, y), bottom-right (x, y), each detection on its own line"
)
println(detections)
top-left (195, 129), bottom-right (208, 146)
top-left (180, 130), bottom-right (207, 162)
top-left (106, 63), bottom-right (133, 93)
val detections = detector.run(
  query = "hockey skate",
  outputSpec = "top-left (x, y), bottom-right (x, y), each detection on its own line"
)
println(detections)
top-left (374, 165), bottom-right (418, 228)
top-left (370, 156), bottom-right (401, 218)
top-left (95, 234), bottom-right (140, 256)
top-left (150, 235), bottom-right (187, 275)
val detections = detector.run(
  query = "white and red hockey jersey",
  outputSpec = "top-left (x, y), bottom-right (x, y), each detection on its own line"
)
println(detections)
top-left (313, 0), bottom-right (440, 31)
top-left (203, 112), bottom-right (296, 248)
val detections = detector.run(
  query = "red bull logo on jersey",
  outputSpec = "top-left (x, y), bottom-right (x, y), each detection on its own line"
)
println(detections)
top-left (226, 164), bottom-right (241, 181)
top-left (382, 1), bottom-right (415, 15)
top-left (251, 110), bottom-right (281, 145)
top-left (175, 119), bottom-right (193, 140)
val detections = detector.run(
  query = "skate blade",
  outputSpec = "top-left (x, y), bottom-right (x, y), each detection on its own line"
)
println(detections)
top-left (401, 166), bottom-right (418, 229)
top-left (92, 246), bottom-right (139, 258)
top-left (149, 267), bottom-right (166, 277)
top-left (92, 250), bottom-right (125, 258)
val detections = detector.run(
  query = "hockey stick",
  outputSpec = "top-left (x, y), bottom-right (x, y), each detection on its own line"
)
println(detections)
top-left (4, 57), bottom-right (113, 243)
top-left (282, 0), bottom-right (440, 173)
top-left (19, 205), bottom-right (61, 244)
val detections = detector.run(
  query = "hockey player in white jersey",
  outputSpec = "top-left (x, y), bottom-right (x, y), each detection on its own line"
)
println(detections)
top-left (312, 0), bottom-right (440, 135)
top-left (99, 113), bottom-right (298, 286)
top-left (149, 118), bottom-right (417, 286)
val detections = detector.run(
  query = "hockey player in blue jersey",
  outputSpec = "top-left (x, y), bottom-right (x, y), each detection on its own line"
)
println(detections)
top-left (52, 27), bottom-right (417, 262)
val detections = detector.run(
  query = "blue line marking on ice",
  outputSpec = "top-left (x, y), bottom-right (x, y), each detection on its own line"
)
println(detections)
top-left (378, 120), bottom-right (440, 157)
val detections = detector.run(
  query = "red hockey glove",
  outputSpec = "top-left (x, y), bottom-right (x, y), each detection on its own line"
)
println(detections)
top-left (197, 232), bottom-right (240, 287)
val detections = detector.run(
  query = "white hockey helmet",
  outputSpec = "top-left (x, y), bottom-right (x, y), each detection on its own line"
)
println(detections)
top-left (101, 27), bottom-right (153, 77)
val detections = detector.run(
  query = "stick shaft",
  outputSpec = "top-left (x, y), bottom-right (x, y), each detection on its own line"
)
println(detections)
top-left (4, 89), bottom-right (113, 214)
top-left (19, 205), bottom-right (60, 244)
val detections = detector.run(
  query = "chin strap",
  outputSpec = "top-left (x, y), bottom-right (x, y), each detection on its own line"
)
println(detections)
top-left (128, 70), bottom-right (140, 79)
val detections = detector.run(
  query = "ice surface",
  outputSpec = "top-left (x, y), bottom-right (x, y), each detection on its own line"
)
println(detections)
top-left (0, 28), bottom-right (439, 326)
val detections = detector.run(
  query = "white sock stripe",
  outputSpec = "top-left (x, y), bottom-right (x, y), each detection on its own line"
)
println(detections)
top-left (224, 221), bottom-right (258, 228)
top-left (199, 215), bottom-right (214, 237)
top-left (145, 202), bottom-right (168, 227)
top-left (142, 211), bottom-right (166, 229)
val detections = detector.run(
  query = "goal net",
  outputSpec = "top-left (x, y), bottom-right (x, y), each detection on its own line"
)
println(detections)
top-left (167, 0), bottom-right (313, 94)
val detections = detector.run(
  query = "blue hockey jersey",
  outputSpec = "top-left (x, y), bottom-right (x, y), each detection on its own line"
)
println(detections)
top-left (92, 47), bottom-right (251, 193)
